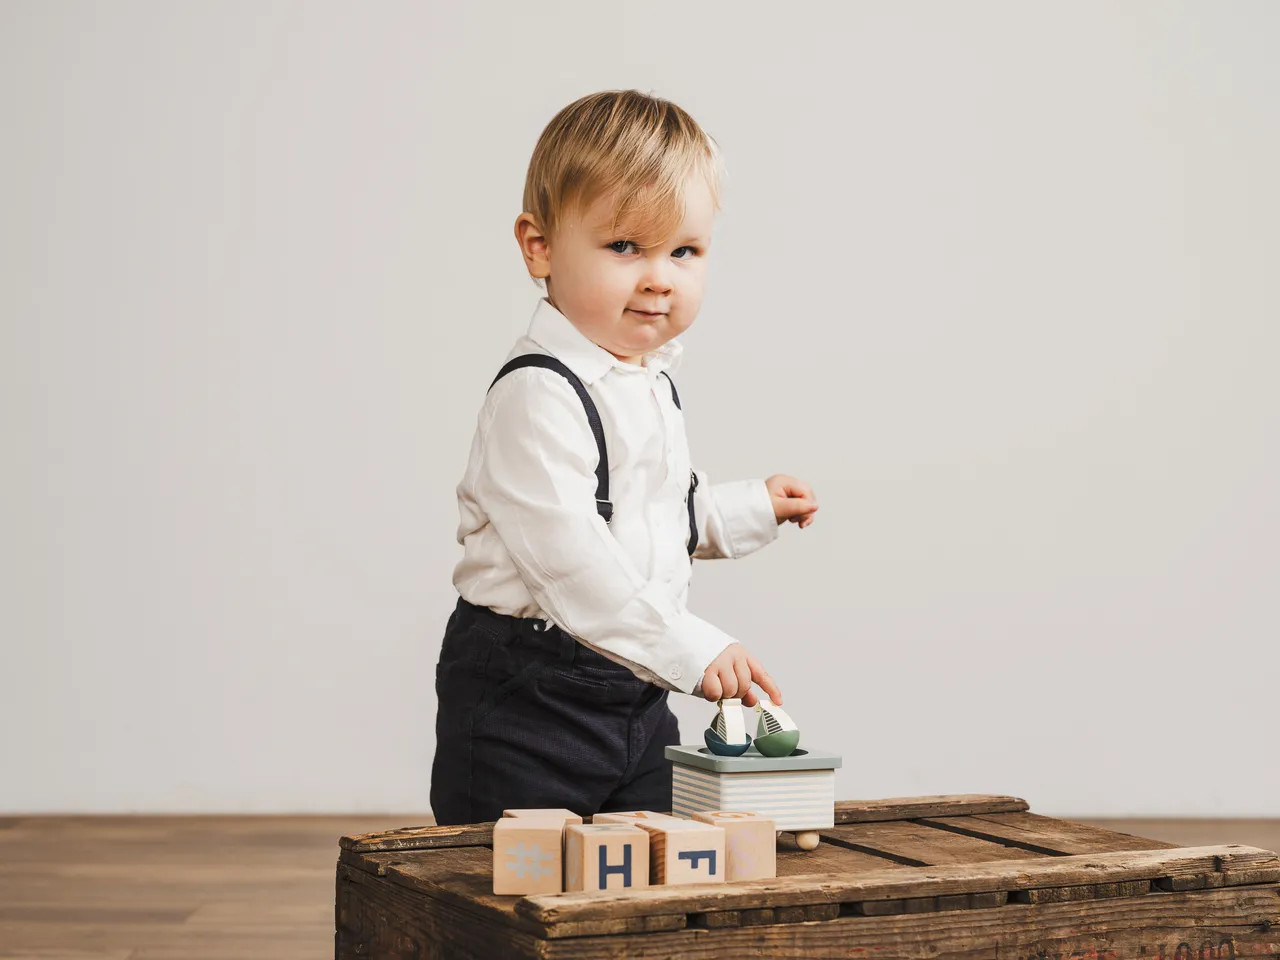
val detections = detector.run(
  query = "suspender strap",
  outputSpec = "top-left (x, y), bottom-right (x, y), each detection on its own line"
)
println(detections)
top-left (489, 355), bottom-right (612, 523)
top-left (661, 372), bottom-right (700, 557)
top-left (488, 355), bottom-right (698, 555)
top-left (685, 470), bottom-right (699, 557)
top-left (661, 371), bottom-right (681, 409)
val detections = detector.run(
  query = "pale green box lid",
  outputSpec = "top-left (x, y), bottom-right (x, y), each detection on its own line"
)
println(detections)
top-left (665, 744), bottom-right (842, 774)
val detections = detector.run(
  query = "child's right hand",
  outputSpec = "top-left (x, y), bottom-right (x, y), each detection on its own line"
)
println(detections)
top-left (700, 643), bottom-right (782, 708)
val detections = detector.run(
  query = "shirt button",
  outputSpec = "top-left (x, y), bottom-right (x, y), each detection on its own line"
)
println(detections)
top-left (668, 665), bottom-right (682, 681)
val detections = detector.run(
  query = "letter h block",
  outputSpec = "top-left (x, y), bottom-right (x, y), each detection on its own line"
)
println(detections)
top-left (563, 823), bottom-right (650, 892)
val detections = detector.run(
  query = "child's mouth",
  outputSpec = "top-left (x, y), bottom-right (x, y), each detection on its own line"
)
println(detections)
top-left (627, 309), bottom-right (665, 320)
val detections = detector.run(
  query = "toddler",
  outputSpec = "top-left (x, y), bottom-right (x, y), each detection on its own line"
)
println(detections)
top-left (430, 90), bottom-right (818, 826)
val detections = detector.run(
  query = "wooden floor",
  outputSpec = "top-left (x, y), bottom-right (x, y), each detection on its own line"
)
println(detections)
top-left (2, 815), bottom-right (1277, 959)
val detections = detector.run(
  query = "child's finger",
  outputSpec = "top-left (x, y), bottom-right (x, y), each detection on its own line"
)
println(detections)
top-left (718, 665), bottom-right (740, 701)
top-left (748, 656), bottom-right (783, 705)
top-left (775, 498), bottom-right (817, 522)
top-left (733, 659), bottom-right (752, 703)
top-left (702, 670), bottom-right (722, 702)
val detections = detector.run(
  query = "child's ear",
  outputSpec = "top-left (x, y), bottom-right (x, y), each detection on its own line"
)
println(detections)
top-left (514, 213), bottom-right (551, 279)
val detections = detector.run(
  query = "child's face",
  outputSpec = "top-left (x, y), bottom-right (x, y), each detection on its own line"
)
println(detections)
top-left (518, 173), bottom-right (714, 364)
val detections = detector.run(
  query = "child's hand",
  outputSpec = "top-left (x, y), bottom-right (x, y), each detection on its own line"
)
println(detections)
top-left (766, 474), bottom-right (819, 528)
top-left (700, 643), bottom-right (782, 708)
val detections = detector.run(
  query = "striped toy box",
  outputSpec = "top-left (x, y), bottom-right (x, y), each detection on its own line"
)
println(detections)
top-left (665, 745), bottom-right (841, 833)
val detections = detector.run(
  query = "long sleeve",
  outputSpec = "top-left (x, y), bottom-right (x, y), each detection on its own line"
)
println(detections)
top-left (468, 369), bottom-right (738, 694)
top-left (690, 470), bottom-right (779, 561)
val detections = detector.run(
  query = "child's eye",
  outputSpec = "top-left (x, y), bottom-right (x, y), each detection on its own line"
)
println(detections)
top-left (609, 240), bottom-right (700, 260)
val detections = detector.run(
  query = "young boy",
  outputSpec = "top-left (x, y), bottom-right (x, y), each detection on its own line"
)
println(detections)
top-left (430, 90), bottom-right (818, 826)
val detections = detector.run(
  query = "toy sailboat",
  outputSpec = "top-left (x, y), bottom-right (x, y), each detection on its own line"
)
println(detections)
top-left (753, 697), bottom-right (801, 757)
top-left (703, 698), bottom-right (752, 756)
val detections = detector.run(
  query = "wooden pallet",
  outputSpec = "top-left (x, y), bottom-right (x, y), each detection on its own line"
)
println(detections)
top-left (334, 795), bottom-right (1280, 959)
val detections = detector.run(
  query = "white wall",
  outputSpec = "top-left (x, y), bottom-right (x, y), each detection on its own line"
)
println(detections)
top-left (2, 1), bottom-right (1276, 816)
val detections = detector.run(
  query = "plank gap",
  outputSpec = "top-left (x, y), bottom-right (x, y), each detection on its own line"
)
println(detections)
top-left (816, 835), bottom-right (930, 867)
top-left (911, 816), bottom-right (1073, 858)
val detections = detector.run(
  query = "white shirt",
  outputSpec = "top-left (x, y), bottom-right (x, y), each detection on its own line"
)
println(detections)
top-left (452, 297), bottom-right (779, 695)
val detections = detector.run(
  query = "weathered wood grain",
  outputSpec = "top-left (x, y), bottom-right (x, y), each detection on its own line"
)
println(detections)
top-left (919, 811), bottom-right (1179, 856)
top-left (337, 795), bottom-right (1034, 853)
top-left (833, 794), bottom-right (1030, 823)
top-left (820, 819), bottom-right (1054, 865)
top-left (336, 862), bottom-right (542, 959)
top-left (340, 821), bottom-right (492, 852)
top-left (516, 844), bottom-right (1280, 926)
top-left (775, 831), bottom-right (902, 874)
top-left (526, 886), bottom-right (1280, 960)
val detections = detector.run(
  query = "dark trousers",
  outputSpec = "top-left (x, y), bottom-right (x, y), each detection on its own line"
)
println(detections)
top-left (429, 597), bottom-right (681, 826)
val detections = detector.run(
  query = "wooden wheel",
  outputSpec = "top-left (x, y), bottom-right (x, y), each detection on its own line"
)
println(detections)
top-left (795, 830), bottom-right (819, 850)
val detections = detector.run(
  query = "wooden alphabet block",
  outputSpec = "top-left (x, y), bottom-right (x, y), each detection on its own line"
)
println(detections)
top-left (563, 823), bottom-right (650, 892)
top-left (591, 810), bottom-right (680, 825)
top-left (635, 818), bottom-right (726, 886)
top-left (692, 810), bottom-right (777, 881)
top-left (502, 808), bottom-right (583, 824)
top-left (491, 817), bottom-right (565, 895)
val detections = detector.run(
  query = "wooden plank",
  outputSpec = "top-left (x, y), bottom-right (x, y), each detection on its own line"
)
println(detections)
top-left (834, 794), bottom-right (1029, 824)
top-left (1012, 879), bottom-right (1153, 904)
top-left (383, 847), bottom-right (522, 927)
top-left (341, 821), bottom-right (492, 852)
top-left (820, 820), bottom-right (1053, 865)
top-left (336, 862), bottom-right (542, 960)
top-left (382, 845), bottom-right (687, 940)
top-left (337, 848), bottom-right (405, 876)
top-left (919, 811), bottom-right (1178, 855)
top-left (532, 885), bottom-right (1280, 960)
top-left (776, 833), bottom-right (904, 875)
top-left (515, 844), bottom-right (1280, 925)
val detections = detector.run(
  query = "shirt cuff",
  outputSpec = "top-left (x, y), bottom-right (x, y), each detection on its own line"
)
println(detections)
top-left (711, 479), bottom-right (780, 559)
top-left (634, 589), bottom-right (736, 696)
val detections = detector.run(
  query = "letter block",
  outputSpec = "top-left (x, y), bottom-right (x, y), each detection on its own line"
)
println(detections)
top-left (491, 816), bottom-right (565, 895)
top-left (692, 810), bottom-right (777, 881)
top-left (591, 810), bottom-right (680, 825)
top-left (564, 823), bottom-right (650, 892)
top-left (635, 818), bottom-right (726, 886)
top-left (502, 808), bottom-right (583, 824)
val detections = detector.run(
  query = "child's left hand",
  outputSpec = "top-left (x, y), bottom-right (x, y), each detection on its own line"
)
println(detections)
top-left (765, 474), bottom-right (819, 528)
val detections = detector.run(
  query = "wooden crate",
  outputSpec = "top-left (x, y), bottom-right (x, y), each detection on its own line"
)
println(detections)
top-left (334, 794), bottom-right (1280, 959)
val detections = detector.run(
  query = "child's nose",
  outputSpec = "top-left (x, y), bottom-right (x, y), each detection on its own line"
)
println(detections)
top-left (640, 260), bottom-right (674, 294)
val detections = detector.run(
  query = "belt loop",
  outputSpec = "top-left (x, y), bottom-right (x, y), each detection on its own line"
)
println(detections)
top-left (558, 629), bottom-right (575, 665)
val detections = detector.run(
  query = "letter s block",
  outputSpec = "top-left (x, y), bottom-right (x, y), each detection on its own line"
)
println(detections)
top-left (635, 818), bottom-right (726, 886)
top-left (492, 816), bottom-right (565, 895)
top-left (692, 810), bottom-right (776, 881)
top-left (564, 823), bottom-right (650, 892)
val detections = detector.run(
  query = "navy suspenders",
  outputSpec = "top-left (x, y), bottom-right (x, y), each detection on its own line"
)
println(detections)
top-left (488, 356), bottom-right (699, 557)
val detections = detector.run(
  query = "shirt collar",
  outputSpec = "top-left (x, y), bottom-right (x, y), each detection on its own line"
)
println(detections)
top-left (526, 297), bottom-right (683, 385)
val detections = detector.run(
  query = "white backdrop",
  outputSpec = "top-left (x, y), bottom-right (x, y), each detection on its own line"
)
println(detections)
top-left (2, 1), bottom-right (1276, 815)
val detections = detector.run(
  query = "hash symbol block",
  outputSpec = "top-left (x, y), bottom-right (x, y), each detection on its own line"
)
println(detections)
top-left (491, 817), bottom-right (564, 896)
top-left (692, 810), bottom-right (777, 881)
top-left (563, 823), bottom-right (650, 892)
top-left (635, 818), bottom-right (726, 886)
top-left (502, 808), bottom-right (583, 824)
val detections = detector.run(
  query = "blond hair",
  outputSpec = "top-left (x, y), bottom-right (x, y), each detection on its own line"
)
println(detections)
top-left (522, 89), bottom-right (723, 249)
